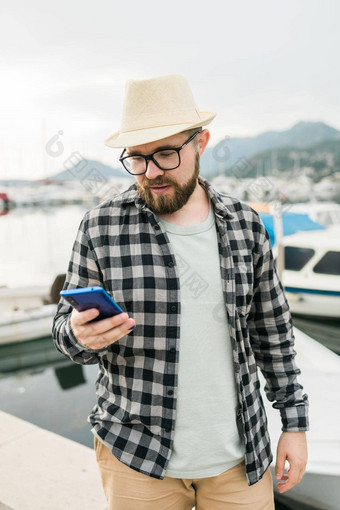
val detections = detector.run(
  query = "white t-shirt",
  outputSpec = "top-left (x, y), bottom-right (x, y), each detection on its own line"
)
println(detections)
top-left (157, 198), bottom-right (246, 479)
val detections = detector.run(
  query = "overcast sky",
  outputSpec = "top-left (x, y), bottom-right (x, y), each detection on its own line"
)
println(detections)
top-left (0, 0), bottom-right (339, 179)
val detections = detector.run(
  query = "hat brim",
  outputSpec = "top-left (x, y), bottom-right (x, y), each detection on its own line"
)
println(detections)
top-left (104, 111), bottom-right (216, 148)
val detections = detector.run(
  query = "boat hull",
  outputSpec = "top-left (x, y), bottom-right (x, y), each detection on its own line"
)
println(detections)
top-left (285, 289), bottom-right (340, 318)
top-left (0, 304), bottom-right (57, 345)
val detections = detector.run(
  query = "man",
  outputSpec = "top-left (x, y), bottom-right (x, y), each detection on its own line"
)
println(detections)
top-left (52, 74), bottom-right (309, 510)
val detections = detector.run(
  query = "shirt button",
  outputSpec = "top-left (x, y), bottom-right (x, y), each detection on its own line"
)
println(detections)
top-left (154, 225), bottom-right (160, 230)
top-left (168, 261), bottom-right (174, 267)
top-left (170, 305), bottom-right (176, 312)
top-left (170, 347), bottom-right (176, 353)
top-left (165, 428), bottom-right (171, 433)
top-left (167, 389), bottom-right (174, 396)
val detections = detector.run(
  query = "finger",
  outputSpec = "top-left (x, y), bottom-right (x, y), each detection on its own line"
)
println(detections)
top-left (275, 454), bottom-right (286, 481)
top-left (73, 309), bottom-right (131, 329)
top-left (87, 312), bottom-right (133, 335)
top-left (277, 464), bottom-right (301, 492)
top-left (276, 475), bottom-right (289, 489)
top-left (88, 316), bottom-right (136, 348)
top-left (72, 307), bottom-right (100, 327)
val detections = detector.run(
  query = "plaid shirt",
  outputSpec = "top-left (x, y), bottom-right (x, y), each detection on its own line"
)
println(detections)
top-left (52, 175), bottom-right (309, 486)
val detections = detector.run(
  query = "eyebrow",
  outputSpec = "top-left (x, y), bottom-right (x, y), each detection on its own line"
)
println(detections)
top-left (126, 143), bottom-right (181, 156)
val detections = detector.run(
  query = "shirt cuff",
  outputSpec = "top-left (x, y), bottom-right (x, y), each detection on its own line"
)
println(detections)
top-left (65, 314), bottom-right (109, 355)
top-left (280, 404), bottom-right (309, 432)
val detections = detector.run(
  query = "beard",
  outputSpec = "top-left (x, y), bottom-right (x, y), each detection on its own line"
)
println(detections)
top-left (135, 151), bottom-right (200, 215)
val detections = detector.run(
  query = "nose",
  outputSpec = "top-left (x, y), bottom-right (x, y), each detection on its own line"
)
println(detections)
top-left (144, 158), bottom-right (165, 180)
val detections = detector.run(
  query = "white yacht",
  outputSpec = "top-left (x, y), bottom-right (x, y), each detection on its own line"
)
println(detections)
top-left (276, 226), bottom-right (340, 318)
top-left (0, 274), bottom-right (65, 345)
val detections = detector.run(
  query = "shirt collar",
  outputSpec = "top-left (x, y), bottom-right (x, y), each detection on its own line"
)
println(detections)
top-left (120, 175), bottom-right (234, 220)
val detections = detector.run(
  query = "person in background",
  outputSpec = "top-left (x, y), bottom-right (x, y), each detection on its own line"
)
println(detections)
top-left (52, 74), bottom-right (308, 510)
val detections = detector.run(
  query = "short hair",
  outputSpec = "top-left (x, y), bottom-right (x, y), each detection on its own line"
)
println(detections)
top-left (182, 127), bottom-right (203, 136)
top-left (181, 126), bottom-right (203, 147)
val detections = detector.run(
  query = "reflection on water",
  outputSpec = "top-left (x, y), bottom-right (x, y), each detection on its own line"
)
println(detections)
top-left (55, 363), bottom-right (87, 390)
top-left (0, 337), bottom-right (99, 448)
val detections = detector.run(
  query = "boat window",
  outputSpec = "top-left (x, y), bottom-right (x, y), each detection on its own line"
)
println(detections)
top-left (284, 246), bottom-right (315, 271)
top-left (313, 251), bottom-right (340, 276)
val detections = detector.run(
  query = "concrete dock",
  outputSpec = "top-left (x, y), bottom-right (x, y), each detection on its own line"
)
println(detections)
top-left (0, 410), bottom-right (107, 510)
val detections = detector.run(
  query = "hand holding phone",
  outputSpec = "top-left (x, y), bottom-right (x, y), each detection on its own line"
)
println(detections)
top-left (60, 286), bottom-right (136, 350)
top-left (60, 286), bottom-right (125, 321)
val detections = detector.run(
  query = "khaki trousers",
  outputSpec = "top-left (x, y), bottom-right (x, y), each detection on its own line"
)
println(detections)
top-left (94, 436), bottom-right (275, 510)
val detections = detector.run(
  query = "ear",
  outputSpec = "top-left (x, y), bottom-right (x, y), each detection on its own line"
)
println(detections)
top-left (197, 129), bottom-right (210, 157)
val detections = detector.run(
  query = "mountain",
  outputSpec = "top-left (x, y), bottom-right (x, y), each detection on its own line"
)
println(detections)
top-left (47, 121), bottom-right (340, 183)
top-left (238, 137), bottom-right (340, 181)
top-left (50, 159), bottom-right (128, 182)
top-left (1, 121), bottom-right (338, 186)
top-left (200, 121), bottom-right (340, 178)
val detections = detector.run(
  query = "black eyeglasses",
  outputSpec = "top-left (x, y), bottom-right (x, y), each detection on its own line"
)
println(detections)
top-left (119, 130), bottom-right (201, 175)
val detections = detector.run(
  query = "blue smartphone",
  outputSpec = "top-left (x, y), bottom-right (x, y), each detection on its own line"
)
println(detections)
top-left (60, 286), bottom-right (125, 323)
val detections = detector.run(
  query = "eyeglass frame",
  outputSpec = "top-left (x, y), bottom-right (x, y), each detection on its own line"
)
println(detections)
top-left (119, 130), bottom-right (201, 175)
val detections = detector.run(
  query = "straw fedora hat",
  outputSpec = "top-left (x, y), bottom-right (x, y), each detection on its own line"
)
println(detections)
top-left (104, 74), bottom-right (216, 148)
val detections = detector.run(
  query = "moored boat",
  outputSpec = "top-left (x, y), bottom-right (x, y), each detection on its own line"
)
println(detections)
top-left (277, 227), bottom-right (340, 319)
top-left (0, 274), bottom-right (66, 345)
